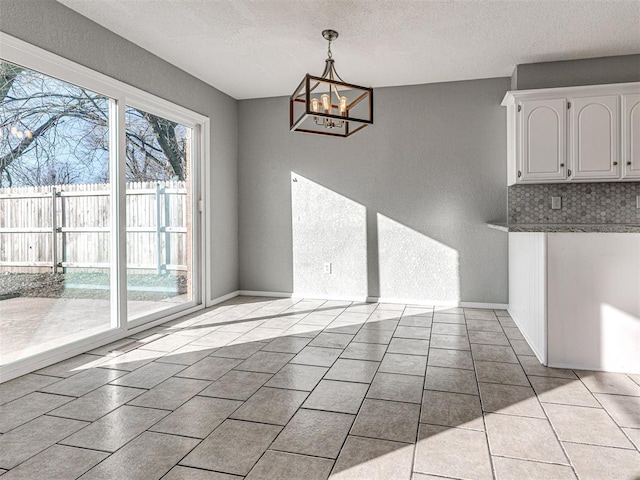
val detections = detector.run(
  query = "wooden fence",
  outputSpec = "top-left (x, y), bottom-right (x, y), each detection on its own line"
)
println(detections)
top-left (0, 181), bottom-right (188, 274)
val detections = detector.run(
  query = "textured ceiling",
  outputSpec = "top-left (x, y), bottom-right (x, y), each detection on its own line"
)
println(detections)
top-left (57, 0), bottom-right (640, 100)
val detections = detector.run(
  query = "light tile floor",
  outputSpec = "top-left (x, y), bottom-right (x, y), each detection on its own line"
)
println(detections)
top-left (1, 296), bottom-right (639, 479)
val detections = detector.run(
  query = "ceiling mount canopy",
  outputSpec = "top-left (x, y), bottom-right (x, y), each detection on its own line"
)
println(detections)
top-left (290, 29), bottom-right (373, 138)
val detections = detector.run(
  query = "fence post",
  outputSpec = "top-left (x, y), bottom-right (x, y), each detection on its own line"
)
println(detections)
top-left (155, 183), bottom-right (162, 275)
top-left (61, 191), bottom-right (66, 273)
top-left (52, 187), bottom-right (58, 273)
top-left (164, 187), bottom-right (171, 271)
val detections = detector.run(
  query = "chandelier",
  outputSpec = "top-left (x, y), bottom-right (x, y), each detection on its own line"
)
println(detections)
top-left (290, 30), bottom-right (373, 138)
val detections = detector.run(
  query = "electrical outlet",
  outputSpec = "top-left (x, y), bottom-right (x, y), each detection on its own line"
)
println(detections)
top-left (551, 196), bottom-right (562, 210)
top-left (323, 262), bottom-right (332, 274)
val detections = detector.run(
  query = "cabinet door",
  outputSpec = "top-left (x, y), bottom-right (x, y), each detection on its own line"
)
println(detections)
top-left (622, 94), bottom-right (640, 179)
top-left (570, 95), bottom-right (620, 180)
top-left (519, 99), bottom-right (567, 182)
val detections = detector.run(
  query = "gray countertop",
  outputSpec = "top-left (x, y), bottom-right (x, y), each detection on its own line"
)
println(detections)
top-left (487, 222), bottom-right (640, 233)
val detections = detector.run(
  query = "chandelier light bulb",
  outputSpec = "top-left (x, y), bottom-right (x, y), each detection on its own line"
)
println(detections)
top-left (321, 94), bottom-right (331, 113)
top-left (339, 96), bottom-right (348, 115)
top-left (311, 98), bottom-right (319, 113)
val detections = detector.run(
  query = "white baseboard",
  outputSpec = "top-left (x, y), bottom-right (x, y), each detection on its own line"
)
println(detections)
top-left (239, 291), bottom-right (368, 302)
top-left (547, 360), bottom-right (639, 375)
top-left (508, 307), bottom-right (546, 366)
top-left (238, 290), bottom-right (291, 298)
top-left (206, 290), bottom-right (240, 307)
top-left (238, 290), bottom-right (507, 310)
top-left (372, 296), bottom-right (508, 309)
top-left (458, 301), bottom-right (509, 310)
top-left (292, 293), bottom-right (369, 302)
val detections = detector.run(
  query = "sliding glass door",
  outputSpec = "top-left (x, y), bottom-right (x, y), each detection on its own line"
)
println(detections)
top-left (0, 60), bottom-right (116, 364)
top-left (124, 106), bottom-right (196, 324)
top-left (0, 36), bottom-right (206, 374)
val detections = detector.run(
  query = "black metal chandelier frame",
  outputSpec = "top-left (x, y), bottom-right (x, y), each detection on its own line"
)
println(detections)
top-left (289, 30), bottom-right (373, 138)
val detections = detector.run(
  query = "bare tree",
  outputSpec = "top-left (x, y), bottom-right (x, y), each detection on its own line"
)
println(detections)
top-left (0, 60), bottom-right (187, 187)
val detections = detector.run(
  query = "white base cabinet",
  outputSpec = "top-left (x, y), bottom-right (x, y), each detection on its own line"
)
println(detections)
top-left (508, 232), bottom-right (640, 374)
top-left (508, 233), bottom-right (547, 361)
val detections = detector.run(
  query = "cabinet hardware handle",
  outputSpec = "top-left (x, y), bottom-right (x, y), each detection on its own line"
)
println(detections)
top-left (568, 169), bottom-right (572, 176)
top-left (517, 170), bottom-right (522, 178)
top-left (628, 161), bottom-right (632, 166)
top-left (613, 162), bottom-right (618, 166)
top-left (560, 163), bottom-right (565, 167)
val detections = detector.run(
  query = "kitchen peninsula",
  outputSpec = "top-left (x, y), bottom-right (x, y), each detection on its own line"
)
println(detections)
top-left (495, 81), bottom-right (640, 374)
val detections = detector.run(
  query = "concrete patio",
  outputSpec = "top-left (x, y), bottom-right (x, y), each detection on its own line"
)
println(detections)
top-left (0, 295), bottom-right (188, 365)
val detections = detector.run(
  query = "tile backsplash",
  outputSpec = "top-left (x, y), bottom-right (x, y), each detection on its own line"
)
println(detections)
top-left (508, 183), bottom-right (640, 224)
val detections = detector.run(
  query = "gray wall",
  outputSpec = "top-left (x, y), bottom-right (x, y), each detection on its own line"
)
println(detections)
top-left (239, 78), bottom-right (510, 304)
top-left (513, 54), bottom-right (640, 90)
top-left (0, 0), bottom-right (239, 299)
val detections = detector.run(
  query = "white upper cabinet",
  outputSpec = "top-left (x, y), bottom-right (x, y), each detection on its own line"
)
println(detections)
top-left (503, 82), bottom-right (640, 185)
top-left (570, 95), bottom-right (619, 180)
top-left (622, 93), bottom-right (640, 179)
top-left (520, 99), bottom-right (567, 182)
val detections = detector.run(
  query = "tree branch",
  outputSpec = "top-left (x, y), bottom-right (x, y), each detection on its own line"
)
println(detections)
top-left (0, 114), bottom-right (61, 171)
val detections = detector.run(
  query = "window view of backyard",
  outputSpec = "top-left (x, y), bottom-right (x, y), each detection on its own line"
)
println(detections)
top-left (0, 60), bottom-right (193, 365)
top-left (124, 105), bottom-right (192, 322)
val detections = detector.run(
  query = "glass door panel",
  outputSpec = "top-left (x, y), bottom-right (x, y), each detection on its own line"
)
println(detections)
top-left (0, 60), bottom-right (114, 365)
top-left (124, 106), bottom-right (194, 322)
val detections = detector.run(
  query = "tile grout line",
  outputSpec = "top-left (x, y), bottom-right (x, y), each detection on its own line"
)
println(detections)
top-left (512, 325), bottom-right (581, 479)
top-left (469, 309), bottom-right (499, 480)
top-left (558, 439), bottom-right (639, 452)
top-left (571, 371), bottom-right (640, 453)
top-left (308, 300), bottom-right (382, 479)
top-left (365, 306), bottom-right (432, 472)
top-left (201, 299), bottom-right (337, 474)
top-left (410, 303), bottom-right (432, 478)
top-left (158, 296), bottom-right (313, 478)
top-left (238, 298), bottom-right (362, 479)
top-left (489, 452), bottom-right (582, 468)
top-left (39, 298), bottom-right (298, 478)
top-left (319, 302), bottom-right (410, 478)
